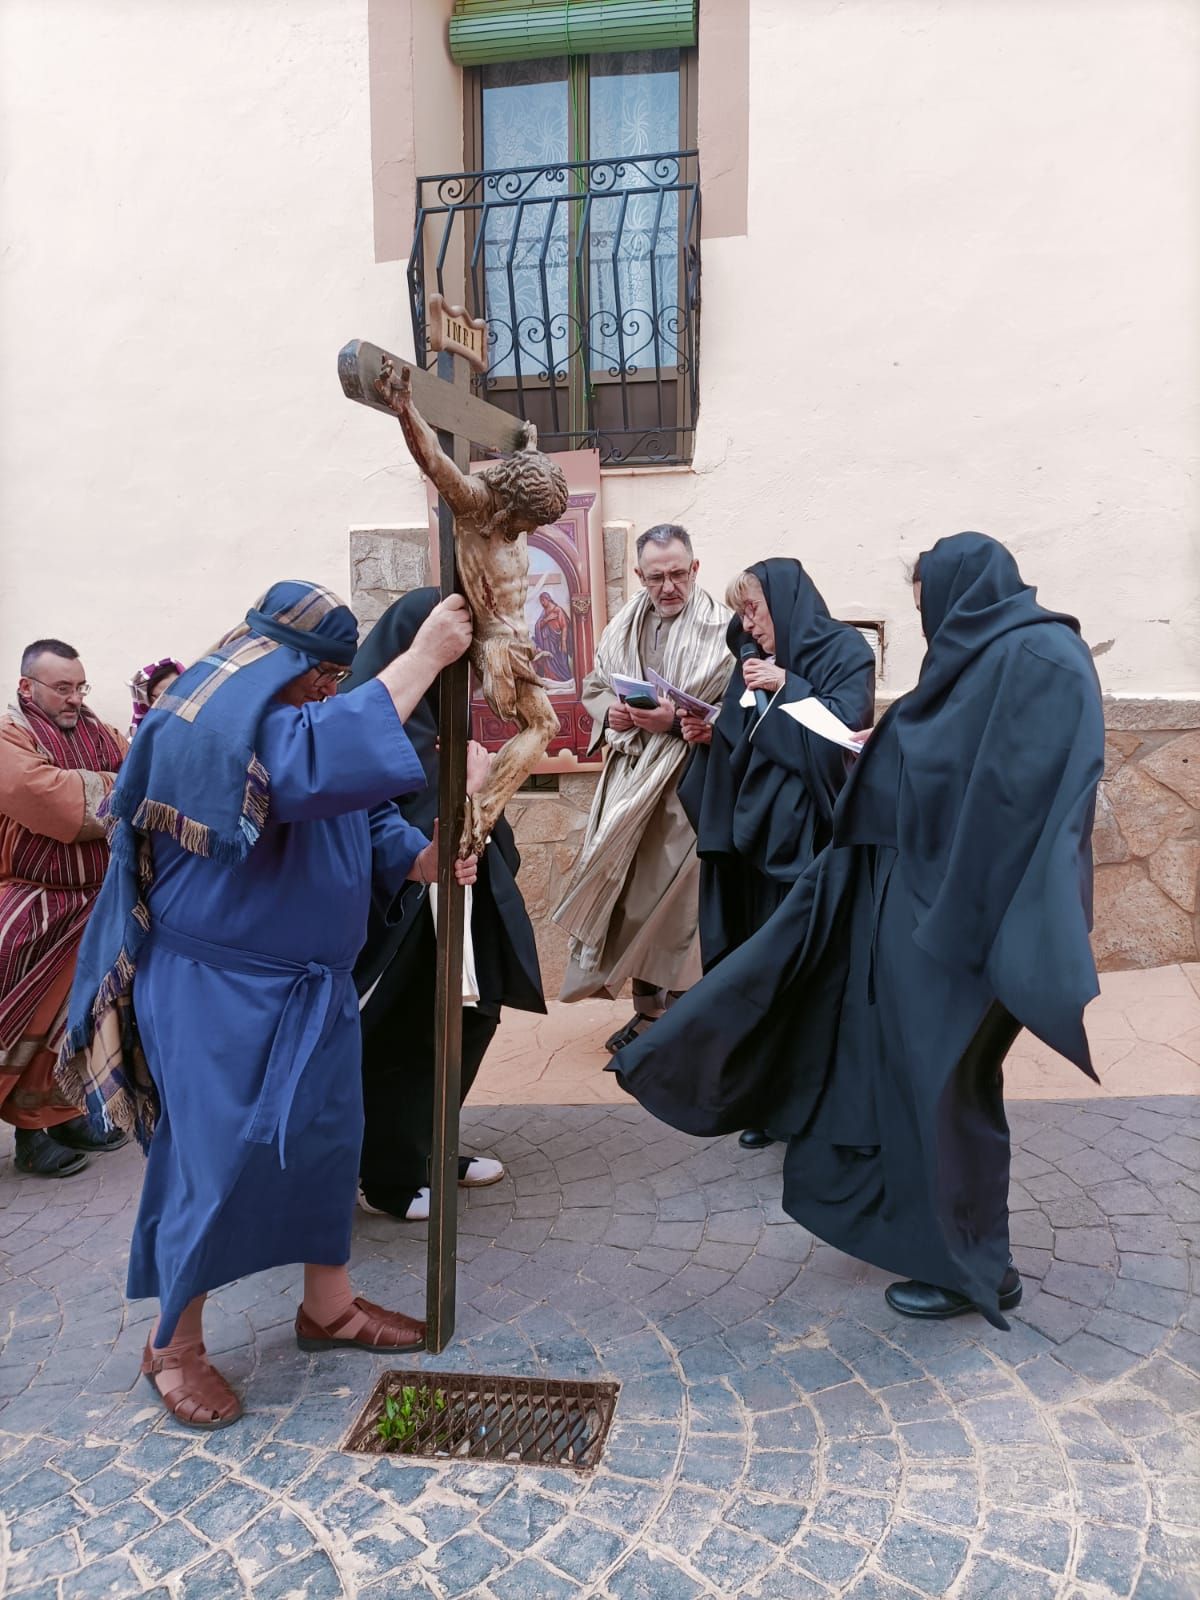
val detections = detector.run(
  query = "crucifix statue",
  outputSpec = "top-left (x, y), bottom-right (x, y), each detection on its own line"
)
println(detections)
top-left (338, 312), bottom-right (568, 1349)
top-left (373, 358), bottom-right (569, 854)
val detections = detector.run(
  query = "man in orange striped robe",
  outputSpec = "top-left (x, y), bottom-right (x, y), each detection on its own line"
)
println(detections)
top-left (0, 640), bottom-right (130, 1176)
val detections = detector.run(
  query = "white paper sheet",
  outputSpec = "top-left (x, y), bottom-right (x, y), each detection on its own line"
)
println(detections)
top-left (780, 696), bottom-right (864, 752)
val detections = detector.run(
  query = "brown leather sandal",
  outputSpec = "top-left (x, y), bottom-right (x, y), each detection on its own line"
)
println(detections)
top-left (295, 1296), bottom-right (426, 1353)
top-left (141, 1340), bottom-right (243, 1430)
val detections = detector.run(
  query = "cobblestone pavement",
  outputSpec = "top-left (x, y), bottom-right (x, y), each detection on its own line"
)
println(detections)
top-left (2, 1095), bottom-right (1199, 1600)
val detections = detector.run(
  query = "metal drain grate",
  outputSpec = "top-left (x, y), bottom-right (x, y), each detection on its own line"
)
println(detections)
top-left (343, 1370), bottom-right (619, 1471)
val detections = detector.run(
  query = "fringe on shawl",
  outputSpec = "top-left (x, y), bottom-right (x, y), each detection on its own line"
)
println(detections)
top-left (56, 940), bottom-right (158, 1151)
top-left (56, 840), bottom-right (159, 1150)
top-left (129, 752), bottom-right (268, 868)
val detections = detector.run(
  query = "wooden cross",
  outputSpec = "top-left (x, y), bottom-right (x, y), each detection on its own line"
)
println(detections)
top-left (338, 334), bottom-right (528, 1351)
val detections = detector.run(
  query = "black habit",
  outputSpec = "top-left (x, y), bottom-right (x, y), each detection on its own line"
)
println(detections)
top-left (344, 589), bottom-right (544, 1211)
top-left (613, 534), bottom-right (1104, 1327)
top-left (678, 557), bottom-right (876, 972)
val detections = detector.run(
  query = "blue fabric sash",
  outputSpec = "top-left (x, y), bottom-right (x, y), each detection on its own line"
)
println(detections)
top-left (151, 924), bottom-right (352, 1169)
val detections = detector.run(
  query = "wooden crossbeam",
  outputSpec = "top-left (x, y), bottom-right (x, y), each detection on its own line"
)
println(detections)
top-left (338, 339), bottom-right (529, 456)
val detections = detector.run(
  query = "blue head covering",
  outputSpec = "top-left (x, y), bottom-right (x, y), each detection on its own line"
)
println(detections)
top-left (118, 580), bottom-right (358, 864)
top-left (59, 580), bottom-right (358, 1145)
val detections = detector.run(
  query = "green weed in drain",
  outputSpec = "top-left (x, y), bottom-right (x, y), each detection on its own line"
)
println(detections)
top-left (377, 1385), bottom-right (447, 1448)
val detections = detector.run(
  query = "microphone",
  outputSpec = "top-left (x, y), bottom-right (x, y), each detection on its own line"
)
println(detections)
top-left (738, 637), bottom-right (771, 720)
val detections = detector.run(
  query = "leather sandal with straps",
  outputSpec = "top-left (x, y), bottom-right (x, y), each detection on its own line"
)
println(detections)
top-left (295, 1296), bottom-right (425, 1353)
top-left (603, 1013), bottom-right (654, 1056)
top-left (140, 1340), bottom-right (242, 1430)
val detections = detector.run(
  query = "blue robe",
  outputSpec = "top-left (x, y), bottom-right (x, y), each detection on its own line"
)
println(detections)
top-left (126, 681), bottom-right (428, 1340)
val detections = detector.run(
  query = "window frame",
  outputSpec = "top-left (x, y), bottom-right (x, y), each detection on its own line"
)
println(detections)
top-left (462, 48), bottom-right (699, 461)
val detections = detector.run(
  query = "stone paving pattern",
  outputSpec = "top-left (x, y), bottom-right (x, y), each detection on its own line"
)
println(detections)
top-left (3, 1089), bottom-right (1200, 1599)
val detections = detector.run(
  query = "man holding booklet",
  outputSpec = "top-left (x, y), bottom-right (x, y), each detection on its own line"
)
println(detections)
top-left (553, 525), bottom-right (733, 1051)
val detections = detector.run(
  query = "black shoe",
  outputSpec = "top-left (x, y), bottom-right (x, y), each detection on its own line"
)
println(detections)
top-left (738, 1129), bottom-right (774, 1149)
top-left (885, 1264), bottom-right (1022, 1320)
top-left (604, 1014), bottom-right (652, 1056)
top-left (47, 1115), bottom-right (129, 1153)
top-left (13, 1128), bottom-right (90, 1178)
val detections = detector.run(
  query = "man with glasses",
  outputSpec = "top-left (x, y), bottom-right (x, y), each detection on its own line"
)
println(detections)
top-left (554, 525), bottom-right (734, 1051)
top-left (0, 640), bottom-right (129, 1176)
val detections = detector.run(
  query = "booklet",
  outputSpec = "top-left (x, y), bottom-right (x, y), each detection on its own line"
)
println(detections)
top-left (611, 673), bottom-right (659, 707)
top-left (780, 695), bottom-right (863, 752)
top-left (646, 668), bottom-right (721, 724)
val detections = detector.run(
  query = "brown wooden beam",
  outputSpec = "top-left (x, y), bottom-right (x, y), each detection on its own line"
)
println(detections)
top-left (338, 339), bottom-right (530, 456)
top-left (425, 351), bottom-right (471, 1353)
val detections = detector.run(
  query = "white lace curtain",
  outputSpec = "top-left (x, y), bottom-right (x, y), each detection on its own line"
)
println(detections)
top-left (479, 51), bottom-right (683, 379)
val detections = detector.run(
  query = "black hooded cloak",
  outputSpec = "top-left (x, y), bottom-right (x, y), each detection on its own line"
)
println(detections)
top-left (677, 558), bottom-right (876, 970)
top-left (613, 534), bottom-right (1104, 1326)
top-left (343, 590), bottom-right (544, 1202)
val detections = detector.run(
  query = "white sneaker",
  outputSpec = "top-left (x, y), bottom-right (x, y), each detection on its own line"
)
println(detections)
top-left (357, 1187), bottom-right (430, 1222)
top-left (459, 1157), bottom-right (505, 1188)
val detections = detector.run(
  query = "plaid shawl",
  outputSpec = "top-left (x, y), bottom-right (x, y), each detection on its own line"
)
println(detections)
top-left (58, 580), bottom-right (358, 1146)
top-left (129, 656), bottom-right (184, 738)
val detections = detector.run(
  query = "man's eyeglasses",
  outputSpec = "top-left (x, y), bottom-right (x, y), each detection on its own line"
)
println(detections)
top-left (641, 569), bottom-right (694, 590)
top-left (27, 676), bottom-right (89, 697)
top-left (311, 666), bottom-right (351, 688)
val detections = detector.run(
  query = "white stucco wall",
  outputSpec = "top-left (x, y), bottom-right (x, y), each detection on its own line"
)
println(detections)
top-left (599, 0), bottom-right (1200, 695)
top-left (0, 0), bottom-right (429, 729)
top-left (1, 0), bottom-right (1195, 727)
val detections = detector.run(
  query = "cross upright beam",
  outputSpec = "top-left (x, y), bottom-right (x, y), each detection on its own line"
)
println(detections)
top-left (338, 336), bottom-right (528, 1351)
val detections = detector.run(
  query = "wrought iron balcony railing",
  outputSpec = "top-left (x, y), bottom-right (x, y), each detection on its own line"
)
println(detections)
top-left (409, 150), bottom-right (701, 466)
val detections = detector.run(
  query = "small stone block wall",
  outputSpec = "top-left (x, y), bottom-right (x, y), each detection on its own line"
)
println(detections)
top-left (348, 527), bottom-right (1200, 981)
top-left (1093, 702), bottom-right (1200, 970)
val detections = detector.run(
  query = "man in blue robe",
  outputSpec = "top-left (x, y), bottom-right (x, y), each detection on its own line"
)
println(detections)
top-left (63, 581), bottom-right (475, 1429)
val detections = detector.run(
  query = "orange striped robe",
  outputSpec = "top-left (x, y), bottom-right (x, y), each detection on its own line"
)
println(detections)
top-left (0, 706), bottom-right (127, 1128)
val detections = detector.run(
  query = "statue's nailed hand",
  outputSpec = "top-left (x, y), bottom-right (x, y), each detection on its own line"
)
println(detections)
top-left (374, 357), bottom-right (413, 414)
top-left (413, 594), bottom-right (473, 671)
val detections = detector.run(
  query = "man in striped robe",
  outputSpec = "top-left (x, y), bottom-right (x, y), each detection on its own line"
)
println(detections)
top-left (0, 640), bottom-right (129, 1176)
top-left (554, 526), bottom-right (734, 1050)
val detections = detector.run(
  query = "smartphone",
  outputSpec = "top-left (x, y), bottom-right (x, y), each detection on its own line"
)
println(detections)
top-left (620, 694), bottom-right (659, 710)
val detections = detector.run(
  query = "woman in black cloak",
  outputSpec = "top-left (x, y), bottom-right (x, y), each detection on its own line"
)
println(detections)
top-left (344, 590), bottom-right (545, 1221)
top-left (677, 558), bottom-right (876, 1147)
top-left (613, 533), bottom-right (1105, 1328)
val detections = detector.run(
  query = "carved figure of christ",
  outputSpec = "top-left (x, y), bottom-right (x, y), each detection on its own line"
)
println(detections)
top-left (372, 357), bottom-right (569, 855)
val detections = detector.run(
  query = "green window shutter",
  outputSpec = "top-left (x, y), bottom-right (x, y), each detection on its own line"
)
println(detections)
top-left (449, 1), bottom-right (697, 66)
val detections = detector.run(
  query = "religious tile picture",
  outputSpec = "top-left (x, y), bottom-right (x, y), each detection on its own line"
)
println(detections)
top-left (427, 446), bottom-right (606, 771)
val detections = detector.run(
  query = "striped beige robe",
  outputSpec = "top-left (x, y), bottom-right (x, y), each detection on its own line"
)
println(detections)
top-left (555, 586), bottom-right (732, 1002)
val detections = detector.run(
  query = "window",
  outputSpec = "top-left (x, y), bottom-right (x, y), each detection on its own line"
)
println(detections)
top-left (408, 36), bottom-right (700, 465)
top-left (475, 51), bottom-right (690, 378)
